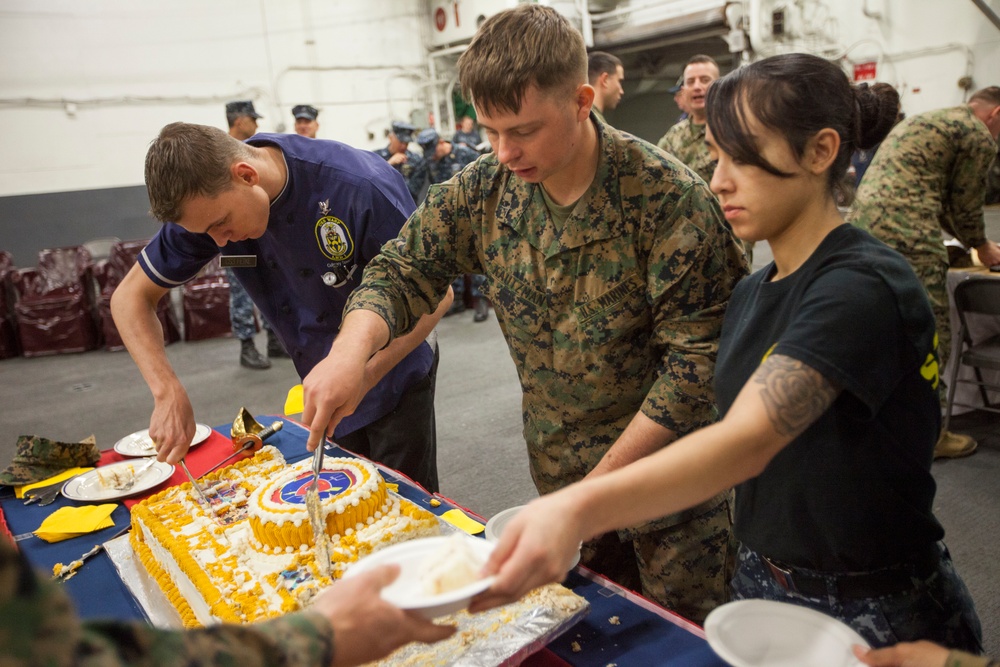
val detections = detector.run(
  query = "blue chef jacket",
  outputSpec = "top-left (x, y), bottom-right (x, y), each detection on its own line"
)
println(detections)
top-left (138, 133), bottom-right (434, 437)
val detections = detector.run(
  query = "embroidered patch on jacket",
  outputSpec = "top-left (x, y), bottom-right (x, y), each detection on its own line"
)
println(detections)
top-left (315, 216), bottom-right (354, 263)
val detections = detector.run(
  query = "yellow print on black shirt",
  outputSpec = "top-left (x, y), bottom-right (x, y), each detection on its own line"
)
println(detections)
top-left (920, 332), bottom-right (940, 390)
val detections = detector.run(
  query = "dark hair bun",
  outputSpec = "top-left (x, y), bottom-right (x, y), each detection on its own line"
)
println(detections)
top-left (854, 82), bottom-right (901, 150)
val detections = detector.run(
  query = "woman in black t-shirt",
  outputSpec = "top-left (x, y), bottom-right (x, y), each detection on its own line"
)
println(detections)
top-left (471, 53), bottom-right (983, 655)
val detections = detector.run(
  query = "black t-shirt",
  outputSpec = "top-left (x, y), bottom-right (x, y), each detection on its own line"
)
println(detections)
top-left (715, 224), bottom-right (944, 571)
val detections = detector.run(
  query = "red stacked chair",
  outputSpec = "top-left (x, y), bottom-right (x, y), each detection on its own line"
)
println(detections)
top-left (181, 255), bottom-right (232, 341)
top-left (12, 246), bottom-right (99, 357)
top-left (0, 251), bottom-right (20, 359)
top-left (95, 239), bottom-right (180, 351)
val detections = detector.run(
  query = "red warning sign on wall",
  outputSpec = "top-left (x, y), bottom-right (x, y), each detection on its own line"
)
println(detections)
top-left (853, 62), bottom-right (877, 82)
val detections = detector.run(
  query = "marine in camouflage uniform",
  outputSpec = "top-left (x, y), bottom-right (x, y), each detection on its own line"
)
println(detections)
top-left (656, 118), bottom-right (716, 185)
top-left (848, 104), bottom-right (998, 374)
top-left (0, 536), bottom-right (334, 667)
top-left (347, 115), bottom-right (749, 623)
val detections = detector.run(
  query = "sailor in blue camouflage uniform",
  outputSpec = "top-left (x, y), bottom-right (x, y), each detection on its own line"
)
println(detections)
top-left (415, 128), bottom-right (490, 320)
top-left (0, 534), bottom-right (452, 666)
top-left (374, 121), bottom-right (425, 204)
top-left (305, 5), bottom-right (749, 624)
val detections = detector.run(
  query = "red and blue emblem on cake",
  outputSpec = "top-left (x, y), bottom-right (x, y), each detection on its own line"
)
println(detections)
top-left (275, 470), bottom-right (356, 505)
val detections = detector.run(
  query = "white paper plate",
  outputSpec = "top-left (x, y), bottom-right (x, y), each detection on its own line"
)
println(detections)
top-left (343, 535), bottom-right (496, 619)
top-left (704, 599), bottom-right (869, 667)
top-left (113, 423), bottom-right (213, 457)
top-left (484, 505), bottom-right (582, 571)
top-left (62, 460), bottom-right (175, 502)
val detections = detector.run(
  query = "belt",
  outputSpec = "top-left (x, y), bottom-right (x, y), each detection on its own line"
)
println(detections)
top-left (760, 545), bottom-right (940, 599)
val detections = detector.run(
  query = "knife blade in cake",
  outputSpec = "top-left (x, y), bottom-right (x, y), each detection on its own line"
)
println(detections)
top-left (306, 443), bottom-right (332, 577)
top-left (179, 459), bottom-right (221, 518)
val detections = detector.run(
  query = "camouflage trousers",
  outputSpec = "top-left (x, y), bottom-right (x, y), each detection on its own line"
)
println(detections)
top-left (580, 497), bottom-right (733, 625)
top-left (731, 543), bottom-right (983, 652)
top-left (226, 269), bottom-right (268, 340)
top-left (908, 258), bottom-right (950, 405)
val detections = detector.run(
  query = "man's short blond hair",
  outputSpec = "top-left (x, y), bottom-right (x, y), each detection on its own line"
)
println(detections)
top-left (144, 122), bottom-right (253, 223)
top-left (969, 86), bottom-right (1000, 107)
top-left (458, 4), bottom-right (586, 117)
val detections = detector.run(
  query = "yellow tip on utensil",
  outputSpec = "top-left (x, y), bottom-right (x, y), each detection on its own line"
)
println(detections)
top-left (284, 384), bottom-right (304, 415)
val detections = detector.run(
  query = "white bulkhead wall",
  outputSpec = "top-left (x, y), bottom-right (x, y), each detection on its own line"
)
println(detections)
top-left (0, 0), bottom-right (429, 198)
top-left (0, 0), bottom-right (994, 200)
top-left (735, 0), bottom-right (999, 116)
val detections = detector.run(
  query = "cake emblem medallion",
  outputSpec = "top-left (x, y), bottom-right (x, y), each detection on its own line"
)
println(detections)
top-left (276, 470), bottom-right (355, 505)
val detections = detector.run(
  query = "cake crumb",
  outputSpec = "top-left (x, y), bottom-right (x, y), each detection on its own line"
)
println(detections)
top-left (429, 498), bottom-right (441, 507)
top-left (608, 615), bottom-right (620, 625)
top-left (571, 641), bottom-right (581, 653)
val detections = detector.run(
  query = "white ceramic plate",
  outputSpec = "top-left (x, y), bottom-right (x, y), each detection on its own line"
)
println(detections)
top-left (62, 460), bottom-right (175, 502)
top-left (113, 423), bottom-right (213, 457)
top-left (484, 505), bottom-right (582, 571)
top-left (344, 535), bottom-right (496, 619)
top-left (704, 599), bottom-right (869, 667)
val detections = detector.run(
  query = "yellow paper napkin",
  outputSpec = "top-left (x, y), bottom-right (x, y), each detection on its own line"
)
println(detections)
top-left (441, 508), bottom-right (485, 535)
top-left (34, 504), bottom-right (118, 543)
top-left (284, 384), bottom-right (304, 415)
top-left (15, 467), bottom-right (94, 499)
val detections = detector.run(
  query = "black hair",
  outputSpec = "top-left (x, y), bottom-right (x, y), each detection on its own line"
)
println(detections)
top-left (705, 53), bottom-right (900, 198)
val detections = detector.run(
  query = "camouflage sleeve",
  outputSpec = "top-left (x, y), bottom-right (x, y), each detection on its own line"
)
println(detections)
top-left (639, 180), bottom-right (748, 435)
top-left (345, 174), bottom-right (480, 338)
top-left (940, 132), bottom-right (995, 249)
top-left (657, 124), bottom-right (682, 156)
top-left (0, 539), bottom-right (334, 667)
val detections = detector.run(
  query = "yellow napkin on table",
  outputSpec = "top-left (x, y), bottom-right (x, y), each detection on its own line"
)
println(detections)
top-left (15, 467), bottom-right (94, 499)
top-left (441, 509), bottom-right (485, 535)
top-left (284, 384), bottom-right (304, 415)
top-left (34, 504), bottom-right (118, 543)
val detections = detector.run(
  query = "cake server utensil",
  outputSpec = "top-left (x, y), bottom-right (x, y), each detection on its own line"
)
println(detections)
top-left (22, 480), bottom-right (66, 505)
top-left (53, 524), bottom-right (131, 582)
top-left (306, 444), bottom-right (332, 577)
top-left (179, 459), bottom-right (214, 509)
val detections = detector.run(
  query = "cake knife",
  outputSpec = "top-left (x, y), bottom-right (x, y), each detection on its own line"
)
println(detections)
top-left (179, 459), bottom-right (218, 516)
top-left (306, 443), bottom-right (332, 577)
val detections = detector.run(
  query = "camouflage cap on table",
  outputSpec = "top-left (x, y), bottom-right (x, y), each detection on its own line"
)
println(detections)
top-left (0, 435), bottom-right (101, 485)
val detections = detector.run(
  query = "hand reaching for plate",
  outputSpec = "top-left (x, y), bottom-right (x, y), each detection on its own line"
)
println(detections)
top-left (311, 564), bottom-right (456, 667)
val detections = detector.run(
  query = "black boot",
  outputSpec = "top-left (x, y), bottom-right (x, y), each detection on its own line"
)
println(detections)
top-left (240, 338), bottom-right (271, 369)
top-left (473, 296), bottom-right (489, 322)
top-left (267, 330), bottom-right (289, 358)
top-left (445, 299), bottom-right (466, 317)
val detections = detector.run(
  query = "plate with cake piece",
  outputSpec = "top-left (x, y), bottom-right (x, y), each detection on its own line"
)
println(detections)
top-left (113, 423), bottom-right (213, 457)
top-left (62, 459), bottom-right (175, 502)
top-left (344, 534), bottom-right (497, 619)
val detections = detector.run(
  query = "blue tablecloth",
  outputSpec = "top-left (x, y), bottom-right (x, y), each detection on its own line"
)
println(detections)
top-left (1, 416), bottom-right (726, 666)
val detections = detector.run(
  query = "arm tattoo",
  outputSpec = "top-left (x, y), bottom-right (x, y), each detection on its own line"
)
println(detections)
top-left (752, 354), bottom-right (839, 438)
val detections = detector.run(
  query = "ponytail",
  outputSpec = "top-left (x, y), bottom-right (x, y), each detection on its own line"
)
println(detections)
top-left (853, 82), bottom-right (901, 151)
